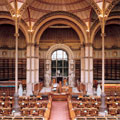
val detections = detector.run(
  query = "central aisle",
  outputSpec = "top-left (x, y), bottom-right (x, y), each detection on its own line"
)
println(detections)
top-left (49, 101), bottom-right (70, 120)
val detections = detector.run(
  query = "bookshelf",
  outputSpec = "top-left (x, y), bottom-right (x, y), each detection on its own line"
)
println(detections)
top-left (0, 58), bottom-right (26, 81)
top-left (39, 59), bottom-right (44, 82)
top-left (94, 59), bottom-right (120, 80)
top-left (75, 60), bottom-right (81, 81)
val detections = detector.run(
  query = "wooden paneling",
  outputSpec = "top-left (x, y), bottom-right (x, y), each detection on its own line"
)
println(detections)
top-left (75, 60), bottom-right (81, 81)
top-left (93, 59), bottom-right (120, 80)
top-left (0, 58), bottom-right (26, 81)
top-left (39, 59), bottom-right (44, 82)
top-left (40, 28), bottom-right (79, 43)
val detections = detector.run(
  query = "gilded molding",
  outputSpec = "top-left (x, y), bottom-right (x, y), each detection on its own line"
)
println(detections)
top-left (85, 43), bottom-right (93, 47)
top-left (33, 11), bottom-right (87, 30)
top-left (5, 0), bottom-right (15, 16)
top-left (19, 0), bottom-right (34, 16)
top-left (105, 0), bottom-right (120, 17)
top-left (86, 0), bottom-right (101, 16)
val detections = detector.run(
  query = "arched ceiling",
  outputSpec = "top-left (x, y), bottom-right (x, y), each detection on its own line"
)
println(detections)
top-left (23, 0), bottom-right (91, 24)
top-left (0, 0), bottom-right (119, 30)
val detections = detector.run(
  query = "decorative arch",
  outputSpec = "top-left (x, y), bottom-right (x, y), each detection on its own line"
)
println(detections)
top-left (46, 44), bottom-right (74, 60)
top-left (36, 19), bottom-right (83, 44)
top-left (91, 16), bottom-right (120, 43)
top-left (0, 12), bottom-right (29, 43)
top-left (32, 11), bottom-right (88, 44)
top-left (44, 44), bottom-right (75, 87)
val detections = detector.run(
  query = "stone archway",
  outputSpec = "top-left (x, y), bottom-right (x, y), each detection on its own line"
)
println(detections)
top-left (44, 44), bottom-right (75, 87)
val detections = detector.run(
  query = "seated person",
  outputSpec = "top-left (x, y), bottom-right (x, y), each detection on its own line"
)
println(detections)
top-left (52, 79), bottom-right (59, 92)
top-left (80, 83), bottom-right (86, 95)
top-left (52, 78), bottom-right (56, 84)
top-left (63, 78), bottom-right (68, 86)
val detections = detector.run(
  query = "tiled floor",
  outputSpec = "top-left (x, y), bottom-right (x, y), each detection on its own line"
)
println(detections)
top-left (49, 101), bottom-right (70, 120)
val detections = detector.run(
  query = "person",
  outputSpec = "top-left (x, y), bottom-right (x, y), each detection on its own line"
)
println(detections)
top-left (59, 81), bottom-right (62, 93)
top-left (18, 84), bottom-right (23, 97)
top-left (93, 80), bottom-right (98, 90)
top-left (63, 78), bottom-right (67, 86)
top-left (97, 84), bottom-right (101, 97)
top-left (52, 78), bottom-right (59, 92)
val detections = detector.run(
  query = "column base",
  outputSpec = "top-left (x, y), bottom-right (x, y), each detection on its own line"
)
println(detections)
top-left (26, 83), bottom-right (33, 96)
top-left (12, 112), bottom-right (21, 117)
top-left (45, 82), bottom-right (50, 88)
top-left (99, 111), bottom-right (108, 117)
top-left (87, 83), bottom-right (93, 96)
top-left (12, 93), bottom-right (21, 116)
top-left (99, 92), bottom-right (108, 116)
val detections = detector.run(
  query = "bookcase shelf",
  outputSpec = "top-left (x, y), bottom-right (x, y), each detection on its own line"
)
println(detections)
top-left (0, 58), bottom-right (26, 81)
top-left (75, 60), bottom-right (81, 81)
top-left (39, 59), bottom-right (44, 82)
top-left (94, 59), bottom-right (120, 80)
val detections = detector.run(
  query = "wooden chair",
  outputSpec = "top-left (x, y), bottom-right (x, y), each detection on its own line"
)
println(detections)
top-left (38, 109), bottom-right (45, 116)
top-left (24, 117), bottom-right (33, 120)
top-left (29, 102), bottom-right (35, 108)
top-left (87, 117), bottom-right (96, 120)
top-left (30, 109), bottom-right (39, 116)
top-left (34, 117), bottom-right (43, 120)
top-left (89, 108), bottom-right (98, 116)
top-left (72, 103), bottom-right (77, 108)
top-left (35, 102), bottom-right (42, 108)
top-left (117, 108), bottom-right (120, 114)
top-left (85, 102), bottom-right (92, 108)
top-left (75, 117), bottom-right (85, 120)
top-left (14, 117), bottom-right (23, 120)
top-left (96, 117), bottom-right (106, 120)
top-left (42, 103), bottom-right (47, 108)
top-left (75, 109), bottom-right (81, 117)
top-left (4, 102), bottom-right (11, 108)
top-left (21, 109), bottom-right (30, 116)
top-left (93, 102), bottom-right (100, 109)
top-left (80, 109), bottom-right (89, 116)
top-left (109, 102), bottom-right (119, 108)
top-left (108, 108), bottom-right (117, 116)
top-left (3, 109), bottom-right (12, 116)
top-left (77, 102), bottom-right (85, 108)
top-left (0, 109), bottom-right (3, 115)
top-left (2, 117), bottom-right (12, 120)
top-left (20, 102), bottom-right (26, 108)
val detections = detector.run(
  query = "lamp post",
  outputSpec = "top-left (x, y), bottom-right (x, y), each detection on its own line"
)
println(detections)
top-left (12, 0), bottom-right (21, 116)
top-left (99, 0), bottom-right (107, 116)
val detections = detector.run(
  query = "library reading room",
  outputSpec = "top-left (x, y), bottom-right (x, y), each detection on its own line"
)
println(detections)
top-left (0, 0), bottom-right (120, 120)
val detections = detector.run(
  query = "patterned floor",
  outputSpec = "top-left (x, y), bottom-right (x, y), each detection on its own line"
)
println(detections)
top-left (49, 101), bottom-right (70, 120)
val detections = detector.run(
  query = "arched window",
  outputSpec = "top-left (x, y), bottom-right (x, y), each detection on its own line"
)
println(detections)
top-left (51, 50), bottom-right (68, 81)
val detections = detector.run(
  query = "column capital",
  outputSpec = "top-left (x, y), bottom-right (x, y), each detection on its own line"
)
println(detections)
top-left (14, 33), bottom-right (19, 37)
top-left (101, 33), bottom-right (106, 37)
top-left (26, 43), bottom-right (35, 46)
top-left (84, 43), bottom-right (93, 47)
top-left (35, 44), bottom-right (39, 47)
top-left (84, 57), bottom-right (93, 59)
top-left (80, 44), bottom-right (85, 48)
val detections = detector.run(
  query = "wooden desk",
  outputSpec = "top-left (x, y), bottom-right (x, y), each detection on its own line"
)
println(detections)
top-left (51, 93), bottom-right (69, 101)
